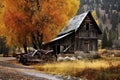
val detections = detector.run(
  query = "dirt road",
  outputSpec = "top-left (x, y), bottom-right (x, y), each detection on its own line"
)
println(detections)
top-left (0, 57), bottom-right (63, 80)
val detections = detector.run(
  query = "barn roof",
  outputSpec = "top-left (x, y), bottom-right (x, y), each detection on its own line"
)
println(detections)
top-left (51, 32), bottom-right (72, 42)
top-left (46, 11), bottom-right (102, 44)
top-left (59, 11), bottom-right (102, 36)
top-left (59, 11), bottom-right (88, 35)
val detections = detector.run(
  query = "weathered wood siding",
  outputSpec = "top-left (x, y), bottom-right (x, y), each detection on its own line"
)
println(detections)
top-left (44, 33), bottom-right (75, 53)
top-left (75, 15), bottom-right (98, 52)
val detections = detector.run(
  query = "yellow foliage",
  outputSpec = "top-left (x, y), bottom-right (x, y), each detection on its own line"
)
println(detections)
top-left (40, 0), bottom-right (80, 42)
top-left (0, 0), bottom-right (5, 36)
top-left (92, 10), bottom-right (99, 25)
top-left (1, 0), bottom-right (80, 47)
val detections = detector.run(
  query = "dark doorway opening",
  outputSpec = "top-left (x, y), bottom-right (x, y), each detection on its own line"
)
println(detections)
top-left (53, 45), bottom-right (60, 54)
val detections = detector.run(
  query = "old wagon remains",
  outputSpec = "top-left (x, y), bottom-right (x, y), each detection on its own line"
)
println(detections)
top-left (44, 11), bottom-right (102, 56)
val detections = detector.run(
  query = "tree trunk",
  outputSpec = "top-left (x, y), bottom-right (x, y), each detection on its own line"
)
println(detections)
top-left (31, 33), bottom-right (38, 49)
top-left (23, 42), bottom-right (27, 54)
top-left (37, 31), bottom-right (43, 49)
top-left (31, 32), bottom-right (43, 50)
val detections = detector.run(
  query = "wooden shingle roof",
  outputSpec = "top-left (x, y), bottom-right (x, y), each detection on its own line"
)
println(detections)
top-left (47, 11), bottom-right (102, 43)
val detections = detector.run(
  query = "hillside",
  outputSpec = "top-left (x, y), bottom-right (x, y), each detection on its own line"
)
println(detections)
top-left (77, 0), bottom-right (120, 40)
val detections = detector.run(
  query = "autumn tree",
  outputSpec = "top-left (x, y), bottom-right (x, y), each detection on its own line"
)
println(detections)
top-left (2, 0), bottom-right (80, 53)
top-left (0, 0), bottom-right (5, 35)
top-left (0, 1), bottom-right (9, 56)
top-left (1, 0), bottom-right (34, 53)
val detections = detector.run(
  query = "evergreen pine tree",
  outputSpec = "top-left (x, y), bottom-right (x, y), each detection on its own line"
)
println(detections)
top-left (102, 30), bottom-right (108, 48)
top-left (107, 30), bottom-right (113, 48)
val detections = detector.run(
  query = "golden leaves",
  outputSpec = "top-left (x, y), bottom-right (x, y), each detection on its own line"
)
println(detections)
top-left (0, 0), bottom-right (5, 36)
top-left (1, 0), bottom-right (80, 47)
top-left (41, 0), bottom-right (80, 42)
top-left (92, 10), bottom-right (99, 25)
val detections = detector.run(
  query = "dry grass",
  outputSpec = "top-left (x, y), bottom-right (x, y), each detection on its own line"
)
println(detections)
top-left (34, 59), bottom-right (120, 76)
top-left (98, 49), bottom-right (107, 54)
top-left (34, 49), bottom-right (120, 80)
top-left (99, 49), bottom-right (120, 57)
top-left (99, 49), bottom-right (120, 54)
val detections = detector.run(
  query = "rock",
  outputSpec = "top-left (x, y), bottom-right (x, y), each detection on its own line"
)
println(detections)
top-left (70, 56), bottom-right (76, 61)
top-left (77, 56), bottom-right (83, 60)
top-left (63, 75), bottom-right (72, 80)
top-left (57, 57), bottom-right (64, 61)
top-left (63, 75), bottom-right (83, 80)
top-left (64, 56), bottom-right (71, 61)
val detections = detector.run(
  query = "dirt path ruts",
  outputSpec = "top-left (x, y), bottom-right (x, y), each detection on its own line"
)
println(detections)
top-left (0, 61), bottom-right (48, 80)
top-left (0, 57), bottom-right (63, 80)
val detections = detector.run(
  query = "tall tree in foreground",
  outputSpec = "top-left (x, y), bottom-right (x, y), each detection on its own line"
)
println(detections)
top-left (2, 0), bottom-right (80, 53)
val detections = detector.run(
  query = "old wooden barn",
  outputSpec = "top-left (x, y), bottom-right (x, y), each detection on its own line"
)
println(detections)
top-left (44, 11), bottom-right (102, 54)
